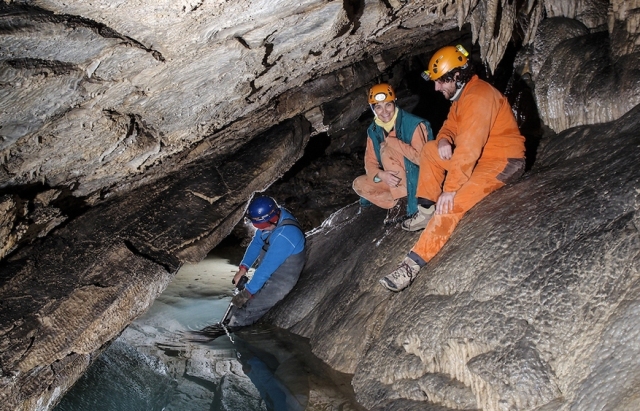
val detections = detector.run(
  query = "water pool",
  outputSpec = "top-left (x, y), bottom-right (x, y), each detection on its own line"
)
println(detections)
top-left (54, 249), bottom-right (363, 411)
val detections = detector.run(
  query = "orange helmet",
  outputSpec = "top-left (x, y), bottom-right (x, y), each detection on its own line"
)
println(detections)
top-left (368, 83), bottom-right (396, 104)
top-left (423, 45), bottom-right (469, 81)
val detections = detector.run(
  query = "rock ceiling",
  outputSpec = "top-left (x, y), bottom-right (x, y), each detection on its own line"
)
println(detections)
top-left (1, 0), bottom-right (638, 250)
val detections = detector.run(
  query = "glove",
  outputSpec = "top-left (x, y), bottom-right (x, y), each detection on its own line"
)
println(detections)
top-left (231, 288), bottom-right (252, 308)
top-left (235, 275), bottom-right (249, 291)
top-left (232, 266), bottom-right (248, 285)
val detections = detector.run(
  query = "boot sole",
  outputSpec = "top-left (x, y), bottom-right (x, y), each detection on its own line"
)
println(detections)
top-left (379, 278), bottom-right (402, 292)
top-left (401, 223), bottom-right (428, 232)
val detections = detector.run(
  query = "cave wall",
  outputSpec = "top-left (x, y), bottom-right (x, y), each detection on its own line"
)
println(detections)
top-left (1, 1), bottom-right (638, 262)
top-left (268, 103), bottom-right (640, 411)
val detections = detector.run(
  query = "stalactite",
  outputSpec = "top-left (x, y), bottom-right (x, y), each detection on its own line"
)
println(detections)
top-left (544, 0), bottom-right (578, 19)
top-left (450, 0), bottom-right (547, 73)
top-left (609, 0), bottom-right (640, 57)
top-left (457, 0), bottom-right (480, 30)
top-left (522, 1), bottom-right (545, 45)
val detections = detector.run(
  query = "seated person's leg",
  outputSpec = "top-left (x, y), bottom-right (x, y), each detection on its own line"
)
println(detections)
top-left (352, 175), bottom-right (396, 209)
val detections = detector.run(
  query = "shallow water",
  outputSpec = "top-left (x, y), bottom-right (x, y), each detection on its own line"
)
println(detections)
top-left (54, 248), bottom-right (362, 411)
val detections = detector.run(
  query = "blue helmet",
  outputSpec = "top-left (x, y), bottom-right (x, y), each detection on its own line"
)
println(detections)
top-left (247, 196), bottom-right (279, 223)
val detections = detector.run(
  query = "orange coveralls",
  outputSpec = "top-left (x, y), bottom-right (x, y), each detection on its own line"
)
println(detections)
top-left (353, 123), bottom-right (429, 209)
top-left (411, 75), bottom-right (525, 263)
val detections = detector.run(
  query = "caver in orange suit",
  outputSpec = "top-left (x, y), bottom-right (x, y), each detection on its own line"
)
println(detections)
top-left (380, 68), bottom-right (527, 292)
top-left (353, 120), bottom-right (430, 209)
top-left (354, 83), bottom-right (435, 222)
top-left (410, 74), bottom-right (526, 263)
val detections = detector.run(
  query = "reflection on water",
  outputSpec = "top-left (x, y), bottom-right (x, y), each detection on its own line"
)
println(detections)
top-left (54, 248), bottom-right (363, 411)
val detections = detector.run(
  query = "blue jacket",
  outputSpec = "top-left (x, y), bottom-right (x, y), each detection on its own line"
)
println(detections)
top-left (240, 208), bottom-right (305, 295)
top-left (367, 108), bottom-right (434, 215)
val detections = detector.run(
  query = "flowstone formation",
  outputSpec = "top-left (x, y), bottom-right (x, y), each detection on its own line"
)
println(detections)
top-left (515, 16), bottom-right (640, 133)
top-left (268, 104), bottom-right (640, 410)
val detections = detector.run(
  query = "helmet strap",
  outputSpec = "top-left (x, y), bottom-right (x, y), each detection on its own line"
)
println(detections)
top-left (373, 107), bottom-right (399, 132)
top-left (450, 83), bottom-right (465, 101)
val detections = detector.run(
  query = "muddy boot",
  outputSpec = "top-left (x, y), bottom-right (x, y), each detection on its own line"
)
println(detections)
top-left (379, 257), bottom-right (421, 291)
top-left (384, 198), bottom-right (408, 225)
top-left (401, 204), bottom-right (435, 232)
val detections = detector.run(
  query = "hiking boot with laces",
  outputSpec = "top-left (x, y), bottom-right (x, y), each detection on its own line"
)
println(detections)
top-left (379, 257), bottom-right (420, 291)
top-left (401, 204), bottom-right (435, 232)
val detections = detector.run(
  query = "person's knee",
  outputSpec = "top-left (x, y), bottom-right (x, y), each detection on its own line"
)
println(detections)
top-left (352, 175), bottom-right (366, 194)
top-left (421, 140), bottom-right (439, 160)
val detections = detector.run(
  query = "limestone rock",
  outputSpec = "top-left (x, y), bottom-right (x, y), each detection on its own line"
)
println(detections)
top-left (1, 0), bottom-right (640, 410)
top-left (0, 118), bottom-right (310, 409)
top-left (268, 104), bottom-right (640, 410)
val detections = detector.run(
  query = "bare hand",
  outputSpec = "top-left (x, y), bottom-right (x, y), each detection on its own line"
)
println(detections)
top-left (436, 191), bottom-right (456, 214)
top-left (438, 139), bottom-right (452, 160)
top-left (232, 266), bottom-right (248, 285)
top-left (379, 170), bottom-right (402, 187)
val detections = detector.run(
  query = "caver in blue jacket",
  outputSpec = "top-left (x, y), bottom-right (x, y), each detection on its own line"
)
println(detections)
top-left (229, 207), bottom-right (306, 327)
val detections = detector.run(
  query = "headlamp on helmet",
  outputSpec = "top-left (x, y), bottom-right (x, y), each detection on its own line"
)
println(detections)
top-left (423, 44), bottom-right (469, 81)
top-left (368, 83), bottom-right (396, 105)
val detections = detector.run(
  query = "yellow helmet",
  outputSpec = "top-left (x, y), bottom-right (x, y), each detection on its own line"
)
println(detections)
top-left (423, 45), bottom-right (469, 81)
top-left (368, 83), bottom-right (396, 104)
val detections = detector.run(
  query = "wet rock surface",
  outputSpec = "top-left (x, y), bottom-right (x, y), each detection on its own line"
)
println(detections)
top-left (0, 119), bottom-right (309, 409)
top-left (267, 105), bottom-right (640, 410)
top-left (56, 290), bottom-right (365, 411)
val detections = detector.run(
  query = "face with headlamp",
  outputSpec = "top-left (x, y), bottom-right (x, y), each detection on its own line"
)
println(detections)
top-left (373, 101), bottom-right (396, 123)
top-left (423, 44), bottom-right (471, 101)
top-left (368, 83), bottom-right (397, 123)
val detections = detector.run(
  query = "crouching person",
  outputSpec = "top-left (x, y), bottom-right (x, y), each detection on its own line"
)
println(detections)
top-left (228, 195), bottom-right (306, 327)
top-left (353, 83), bottom-right (434, 226)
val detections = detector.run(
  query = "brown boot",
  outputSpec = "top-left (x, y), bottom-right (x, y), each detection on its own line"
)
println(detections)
top-left (379, 257), bottom-right (421, 291)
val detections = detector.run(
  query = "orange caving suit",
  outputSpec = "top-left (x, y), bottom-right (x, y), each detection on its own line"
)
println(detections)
top-left (411, 75), bottom-right (526, 263)
top-left (353, 122), bottom-right (429, 209)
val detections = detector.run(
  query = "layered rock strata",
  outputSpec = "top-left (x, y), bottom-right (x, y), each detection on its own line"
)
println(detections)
top-left (0, 119), bottom-right (309, 410)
